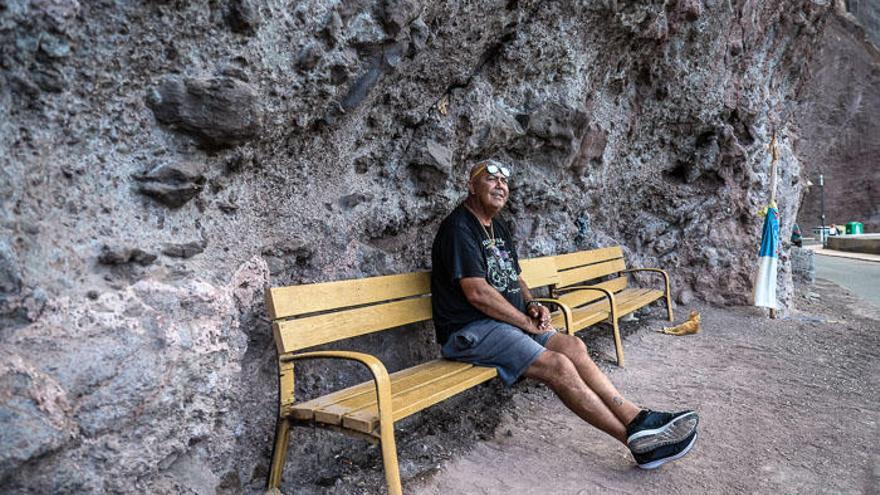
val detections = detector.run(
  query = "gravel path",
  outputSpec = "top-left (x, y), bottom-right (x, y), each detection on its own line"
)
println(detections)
top-left (412, 279), bottom-right (880, 494)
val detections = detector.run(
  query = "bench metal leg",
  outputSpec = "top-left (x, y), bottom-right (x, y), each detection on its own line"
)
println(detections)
top-left (665, 291), bottom-right (674, 322)
top-left (611, 318), bottom-right (625, 368)
top-left (266, 417), bottom-right (291, 493)
top-left (379, 419), bottom-right (402, 495)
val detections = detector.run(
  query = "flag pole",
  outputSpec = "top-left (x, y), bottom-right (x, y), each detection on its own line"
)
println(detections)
top-left (769, 131), bottom-right (778, 205)
top-left (768, 131), bottom-right (778, 319)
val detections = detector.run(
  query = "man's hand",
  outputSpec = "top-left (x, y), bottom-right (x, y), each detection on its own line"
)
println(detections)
top-left (528, 302), bottom-right (552, 332)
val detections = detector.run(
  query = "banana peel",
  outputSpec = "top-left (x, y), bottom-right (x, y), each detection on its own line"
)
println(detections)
top-left (658, 310), bottom-right (701, 335)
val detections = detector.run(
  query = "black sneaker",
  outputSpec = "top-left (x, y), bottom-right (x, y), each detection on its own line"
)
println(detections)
top-left (632, 429), bottom-right (698, 469)
top-left (626, 409), bottom-right (698, 454)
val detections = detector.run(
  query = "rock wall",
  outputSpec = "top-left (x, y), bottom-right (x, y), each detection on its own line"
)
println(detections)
top-left (796, 2), bottom-right (880, 233)
top-left (846, 0), bottom-right (880, 46)
top-left (0, 0), bottom-right (832, 493)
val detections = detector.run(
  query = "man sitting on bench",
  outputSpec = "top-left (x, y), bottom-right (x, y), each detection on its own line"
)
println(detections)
top-left (430, 159), bottom-right (700, 469)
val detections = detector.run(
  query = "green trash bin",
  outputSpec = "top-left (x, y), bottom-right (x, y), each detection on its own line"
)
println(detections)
top-left (845, 222), bottom-right (864, 235)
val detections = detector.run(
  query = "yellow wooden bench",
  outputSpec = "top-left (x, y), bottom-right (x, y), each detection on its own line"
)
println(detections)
top-left (263, 259), bottom-right (566, 494)
top-left (546, 246), bottom-right (673, 367)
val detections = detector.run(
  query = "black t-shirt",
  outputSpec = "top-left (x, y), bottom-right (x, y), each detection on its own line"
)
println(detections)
top-left (430, 204), bottom-right (524, 345)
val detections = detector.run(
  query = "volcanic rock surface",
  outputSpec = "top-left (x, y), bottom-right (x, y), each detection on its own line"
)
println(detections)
top-left (0, 0), bottom-right (850, 493)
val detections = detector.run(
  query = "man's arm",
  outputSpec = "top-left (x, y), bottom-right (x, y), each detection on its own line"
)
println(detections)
top-left (460, 277), bottom-right (542, 334)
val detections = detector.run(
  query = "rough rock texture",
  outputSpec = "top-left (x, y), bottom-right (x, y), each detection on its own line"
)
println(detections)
top-left (0, 0), bottom-right (838, 493)
top-left (846, 0), bottom-right (880, 46)
top-left (796, 3), bottom-right (880, 232)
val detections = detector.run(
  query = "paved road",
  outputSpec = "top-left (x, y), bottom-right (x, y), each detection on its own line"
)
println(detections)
top-left (814, 254), bottom-right (880, 307)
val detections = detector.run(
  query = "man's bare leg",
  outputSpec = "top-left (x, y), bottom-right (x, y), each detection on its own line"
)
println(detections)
top-left (523, 350), bottom-right (628, 443)
top-left (545, 333), bottom-right (641, 426)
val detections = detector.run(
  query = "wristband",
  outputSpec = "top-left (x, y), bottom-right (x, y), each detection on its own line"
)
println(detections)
top-left (526, 300), bottom-right (543, 309)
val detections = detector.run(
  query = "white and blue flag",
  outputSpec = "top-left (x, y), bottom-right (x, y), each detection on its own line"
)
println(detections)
top-left (753, 205), bottom-right (779, 309)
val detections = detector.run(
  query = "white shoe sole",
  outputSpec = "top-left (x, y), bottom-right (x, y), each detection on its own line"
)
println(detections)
top-left (637, 430), bottom-right (698, 470)
top-left (628, 411), bottom-right (699, 454)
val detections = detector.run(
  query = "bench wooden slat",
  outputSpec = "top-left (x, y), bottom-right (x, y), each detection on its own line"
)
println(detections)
top-left (556, 258), bottom-right (626, 288)
top-left (342, 365), bottom-right (498, 434)
top-left (552, 305), bottom-right (607, 330)
top-left (266, 272), bottom-right (431, 319)
top-left (273, 297), bottom-right (432, 353)
top-left (519, 256), bottom-right (559, 288)
top-left (310, 361), bottom-right (477, 425)
top-left (551, 288), bottom-right (663, 330)
top-left (604, 288), bottom-right (655, 314)
top-left (290, 360), bottom-right (469, 421)
top-left (556, 277), bottom-right (629, 308)
top-left (554, 246), bottom-right (623, 271)
top-left (617, 289), bottom-right (663, 315)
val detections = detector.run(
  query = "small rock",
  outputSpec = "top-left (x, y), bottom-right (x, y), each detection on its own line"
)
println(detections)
top-left (261, 240), bottom-right (313, 276)
top-left (161, 240), bottom-right (207, 259)
top-left (146, 75), bottom-right (263, 149)
top-left (338, 193), bottom-right (373, 210)
top-left (348, 11), bottom-right (387, 46)
top-left (424, 140), bottom-right (453, 175)
top-left (134, 162), bottom-right (205, 208)
top-left (224, 148), bottom-right (255, 173)
top-left (218, 65), bottom-right (250, 82)
top-left (676, 288), bottom-right (694, 305)
top-left (340, 59), bottom-right (383, 112)
top-left (380, 0), bottom-right (421, 36)
top-left (678, 0), bottom-right (703, 21)
top-left (573, 125), bottom-right (608, 174)
top-left (98, 246), bottom-right (157, 267)
top-left (0, 242), bottom-right (22, 298)
top-left (328, 64), bottom-right (350, 85)
top-left (227, 0), bottom-right (260, 34)
top-left (217, 200), bottom-right (238, 213)
top-left (31, 65), bottom-right (66, 93)
top-left (382, 43), bottom-right (404, 68)
top-left (321, 11), bottom-right (344, 48)
top-left (295, 43), bottom-right (322, 72)
top-left (37, 33), bottom-right (72, 59)
top-left (409, 17), bottom-right (430, 53)
top-left (354, 155), bottom-right (372, 174)
top-left (22, 288), bottom-right (48, 322)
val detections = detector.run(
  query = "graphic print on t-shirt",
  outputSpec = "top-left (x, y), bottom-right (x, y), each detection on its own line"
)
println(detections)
top-left (483, 238), bottom-right (520, 293)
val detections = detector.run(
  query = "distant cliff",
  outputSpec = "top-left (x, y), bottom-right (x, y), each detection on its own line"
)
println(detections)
top-left (796, 1), bottom-right (880, 232)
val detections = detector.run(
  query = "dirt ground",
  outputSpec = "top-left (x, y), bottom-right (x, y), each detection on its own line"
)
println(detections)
top-left (408, 279), bottom-right (880, 495)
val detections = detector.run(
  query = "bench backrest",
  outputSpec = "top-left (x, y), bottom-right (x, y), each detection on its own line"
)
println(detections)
top-left (553, 246), bottom-right (629, 308)
top-left (266, 272), bottom-right (432, 354)
top-left (266, 249), bottom-right (627, 354)
top-left (519, 255), bottom-right (560, 289)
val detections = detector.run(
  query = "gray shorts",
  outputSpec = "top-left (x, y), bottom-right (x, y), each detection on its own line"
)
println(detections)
top-left (440, 319), bottom-right (556, 386)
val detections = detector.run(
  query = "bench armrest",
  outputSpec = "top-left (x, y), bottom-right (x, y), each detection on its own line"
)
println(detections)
top-left (555, 285), bottom-right (618, 322)
top-left (531, 297), bottom-right (573, 333)
top-left (280, 351), bottom-right (394, 431)
top-left (619, 268), bottom-right (671, 296)
top-left (279, 350), bottom-right (402, 492)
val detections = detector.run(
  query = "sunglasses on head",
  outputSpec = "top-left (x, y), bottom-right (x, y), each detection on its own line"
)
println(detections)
top-left (471, 163), bottom-right (511, 180)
